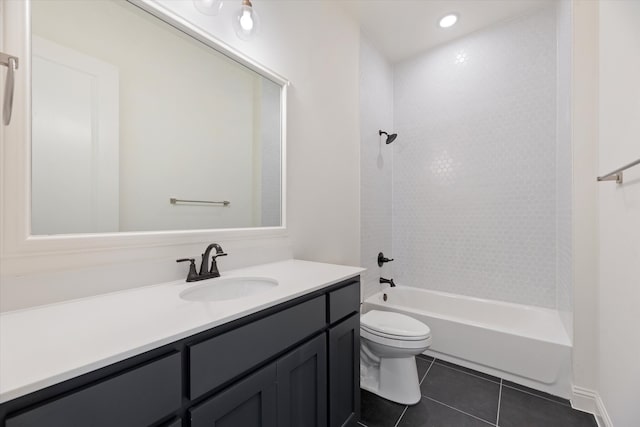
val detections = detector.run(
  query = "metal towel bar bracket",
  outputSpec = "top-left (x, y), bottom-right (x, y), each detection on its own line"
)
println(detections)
top-left (1, 52), bottom-right (19, 126)
top-left (170, 198), bottom-right (230, 206)
top-left (597, 158), bottom-right (640, 184)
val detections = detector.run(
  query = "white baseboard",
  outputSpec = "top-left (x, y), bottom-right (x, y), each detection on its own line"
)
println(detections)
top-left (571, 386), bottom-right (613, 427)
top-left (594, 392), bottom-right (614, 427)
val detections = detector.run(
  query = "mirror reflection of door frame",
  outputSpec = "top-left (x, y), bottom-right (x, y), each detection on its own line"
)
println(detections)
top-left (31, 36), bottom-right (119, 234)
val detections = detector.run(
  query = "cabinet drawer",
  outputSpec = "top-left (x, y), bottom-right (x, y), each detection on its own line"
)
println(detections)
top-left (189, 296), bottom-right (326, 399)
top-left (329, 281), bottom-right (360, 324)
top-left (6, 352), bottom-right (182, 427)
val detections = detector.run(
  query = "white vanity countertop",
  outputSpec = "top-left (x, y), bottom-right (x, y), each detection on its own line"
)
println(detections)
top-left (0, 259), bottom-right (364, 404)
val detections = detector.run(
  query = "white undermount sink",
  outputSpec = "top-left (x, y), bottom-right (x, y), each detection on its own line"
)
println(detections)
top-left (179, 277), bottom-right (279, 302)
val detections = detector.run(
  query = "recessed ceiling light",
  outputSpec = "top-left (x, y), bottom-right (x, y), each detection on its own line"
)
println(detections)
top-left (439, 14), bottom-right (458, 28)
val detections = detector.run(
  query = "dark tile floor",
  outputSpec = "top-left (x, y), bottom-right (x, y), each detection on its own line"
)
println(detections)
top-left (359, 355), bottom-right (598, 427)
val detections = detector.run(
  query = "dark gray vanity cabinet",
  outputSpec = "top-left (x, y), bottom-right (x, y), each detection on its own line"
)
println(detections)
top-left (277, 334), bottom-right (328, 427)
top-left (4, 353), bottom-right (182, 427)
top-left (191, 332), bottom-right (329, 427)
top-left (188, 296), bottom-right (326, 400)
top-left (190, 363), bottom-right (278, 427)
top-left (0, 277), bottom-right (360, 427)
top-left (329, 314), bottom-right (360, 427)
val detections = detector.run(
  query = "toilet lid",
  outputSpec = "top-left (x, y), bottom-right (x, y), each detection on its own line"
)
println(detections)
top-left (361, 310), bottom-right (431, 339)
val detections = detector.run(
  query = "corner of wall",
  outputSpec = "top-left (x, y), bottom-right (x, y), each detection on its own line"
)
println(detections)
top-left (569, 0), bottom-right (599, 395)
top-left (571, 386), bottom-right (613, 427)
top-left (358, 36), bottom-right (394, 303)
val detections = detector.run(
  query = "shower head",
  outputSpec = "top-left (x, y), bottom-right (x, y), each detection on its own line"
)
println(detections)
top-left (379, 130), bottom-right (397, 144)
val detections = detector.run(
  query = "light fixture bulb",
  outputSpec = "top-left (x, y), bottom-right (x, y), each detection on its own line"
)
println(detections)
top-left (193, 0), bottom-right (223, 16)
top-left (240, 9), bottom-right (254, 31)
top-left (439, 14), bottom-right (458, 28)
top-left (233, 0), bottom-right (260, 40)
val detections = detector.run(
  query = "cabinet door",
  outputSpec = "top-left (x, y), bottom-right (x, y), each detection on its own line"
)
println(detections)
top-left (190, 363), bottom-right (277, 427)
top-left (277, 334), bottom-right (327, 427)
top-left (328, 313), bottom-right (360, 427)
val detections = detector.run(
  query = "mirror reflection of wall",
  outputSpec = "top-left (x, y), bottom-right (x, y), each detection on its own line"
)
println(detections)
top-left (30, 0), bottom-right (282, 235)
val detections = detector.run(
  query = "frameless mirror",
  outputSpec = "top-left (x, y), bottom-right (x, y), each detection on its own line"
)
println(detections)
top-left (30, 0), bottom-right (284, 235)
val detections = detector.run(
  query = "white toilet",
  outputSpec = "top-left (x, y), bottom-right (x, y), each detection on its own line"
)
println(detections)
top-left (360, 310), bottom-right (432, 405)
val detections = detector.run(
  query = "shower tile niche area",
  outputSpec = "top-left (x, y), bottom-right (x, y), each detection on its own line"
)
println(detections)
top-left (361, 3), bottom-right (572, 327)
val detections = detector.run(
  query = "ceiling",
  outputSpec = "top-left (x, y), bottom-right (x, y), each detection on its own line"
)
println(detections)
top-left (339, 0), bottom-right (555, 63)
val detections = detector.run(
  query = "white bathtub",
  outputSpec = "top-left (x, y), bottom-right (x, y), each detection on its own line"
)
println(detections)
top-left (363, 287), bottom-right (572, 398)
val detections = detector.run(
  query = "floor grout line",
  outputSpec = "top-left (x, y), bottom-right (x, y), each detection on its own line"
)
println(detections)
top-left (393, 405), bottom-right (409, 427)
top-left (433, 359), bottom-right (567, 406)
top-left (419, 358), bottom-right (435, 385)
top-left (422, 395), bottom-right (496, 426)
top-left (361, 357), bottom-right (587, 427)
top-left (433, 360), bottom-right (501, 384)
top-left (501, 383), bottom-right (571, 406)
top-left (496, 378), bottom-right (503, 427)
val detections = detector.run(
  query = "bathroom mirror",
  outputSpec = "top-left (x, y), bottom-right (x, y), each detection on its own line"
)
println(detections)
top-left (29, 0), bottom-right (286, 235)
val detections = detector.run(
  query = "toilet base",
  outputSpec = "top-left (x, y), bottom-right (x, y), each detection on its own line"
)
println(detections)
top-left (361, 355), bottom-right (422, 405)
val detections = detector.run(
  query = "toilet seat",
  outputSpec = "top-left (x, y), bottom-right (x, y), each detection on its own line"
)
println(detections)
top-left (361, 310), bottom-right (431, 341)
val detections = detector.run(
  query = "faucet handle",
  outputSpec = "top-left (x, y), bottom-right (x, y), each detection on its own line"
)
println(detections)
top-left (177, 258), bottom-right (199, 282)
top-left (378, 252), bottom-right (394, 267)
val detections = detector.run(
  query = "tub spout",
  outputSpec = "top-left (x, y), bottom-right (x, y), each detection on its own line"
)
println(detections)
top-left (380, 277), bottom-right (396, 287)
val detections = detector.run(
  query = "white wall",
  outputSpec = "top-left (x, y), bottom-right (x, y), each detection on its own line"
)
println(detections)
top-left (556, 0), bottom-right (573, 336)
top-left (392, 7), bottom-right (565, 308)
top-left (359, 36), bottom-right (394, 302)
top-left (0, 0), bottom-right (361, 311)
top-left (162, 0), bottom-right (362, 267)
top-left (597, 1), bottom-right (640, 425)
top-left (569, 0), bottom-right (599, 404)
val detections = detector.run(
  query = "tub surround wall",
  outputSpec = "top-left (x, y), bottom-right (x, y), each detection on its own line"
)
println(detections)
top-left (392, 6), bottom-right (567, 309)
top-left (359, 37), bottom-right (394, 302)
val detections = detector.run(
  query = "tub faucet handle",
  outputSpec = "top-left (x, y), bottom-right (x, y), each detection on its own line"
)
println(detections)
top-left (378, 252), bottom-right (394, 267)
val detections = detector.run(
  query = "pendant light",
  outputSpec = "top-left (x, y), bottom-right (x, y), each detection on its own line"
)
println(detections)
top-left (193, 0), bottom-right (223, 16)
top-left (233, 0), bottom-right (260, 40)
